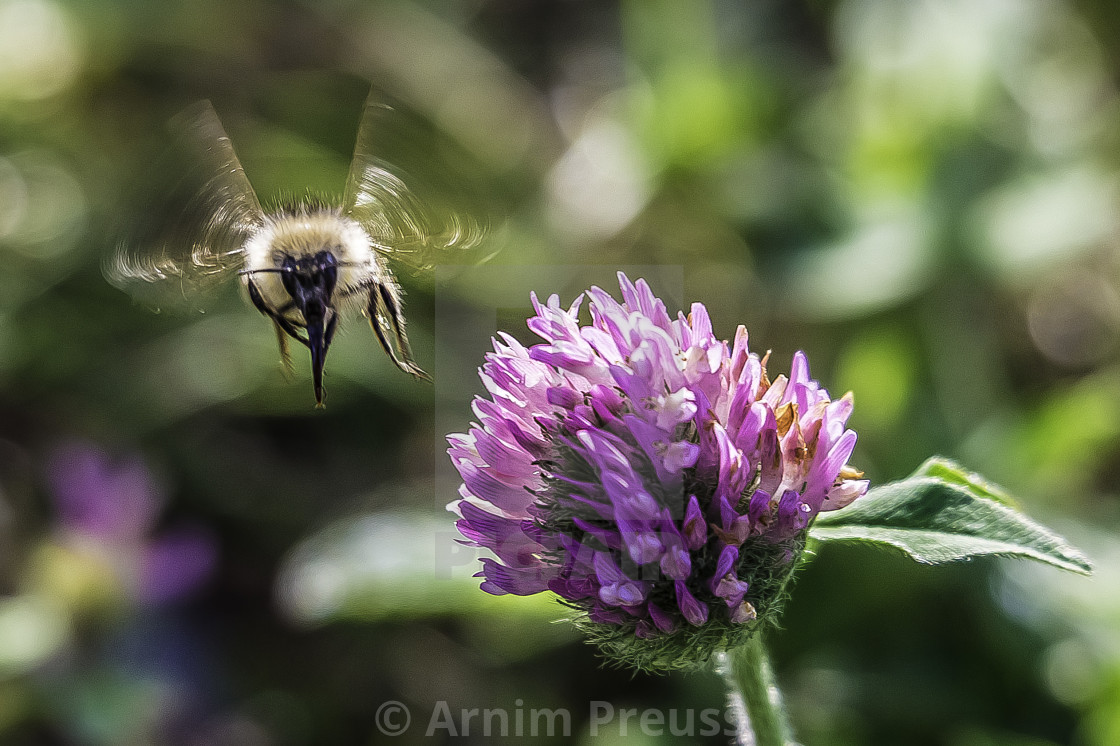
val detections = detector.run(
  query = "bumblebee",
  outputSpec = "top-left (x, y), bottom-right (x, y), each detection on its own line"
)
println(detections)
top-left (108, 93), bottom-right (485, 406)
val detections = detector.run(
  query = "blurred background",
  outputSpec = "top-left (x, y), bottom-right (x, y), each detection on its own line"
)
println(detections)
top-left (0, 0), bottom-right (1118, 743)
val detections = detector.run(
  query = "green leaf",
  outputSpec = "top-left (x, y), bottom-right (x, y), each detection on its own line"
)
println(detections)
top-left (810, 459), bottom-right (1093, 575)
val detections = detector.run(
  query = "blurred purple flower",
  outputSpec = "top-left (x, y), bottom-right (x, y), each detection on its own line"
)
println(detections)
top-left (449, 274), bottom-right (868, 665)
top-left (139, 526), bottom-right (217, 605)
top-left (48, 443), bottom-right (161, 541)
top-left (47, 441), bottom-right (215, 605)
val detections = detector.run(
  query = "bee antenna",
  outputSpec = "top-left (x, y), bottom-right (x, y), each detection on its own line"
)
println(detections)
top-left (239, 268), bottom-right (289, 276)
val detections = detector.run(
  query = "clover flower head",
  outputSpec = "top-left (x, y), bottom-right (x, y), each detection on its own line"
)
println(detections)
top-left (449, 273), bottom-right (868, 669)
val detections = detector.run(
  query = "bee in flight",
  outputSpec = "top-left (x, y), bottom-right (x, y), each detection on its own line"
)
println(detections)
top-left (107, 93), bottom-right (486, 406)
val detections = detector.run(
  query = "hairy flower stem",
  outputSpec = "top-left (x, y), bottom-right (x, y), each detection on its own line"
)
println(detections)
top-left (717, 634), bottom-right (793, 746)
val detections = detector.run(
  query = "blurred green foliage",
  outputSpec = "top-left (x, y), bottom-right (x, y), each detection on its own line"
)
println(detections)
top-left (0, 0), bottom-right (1117, 743)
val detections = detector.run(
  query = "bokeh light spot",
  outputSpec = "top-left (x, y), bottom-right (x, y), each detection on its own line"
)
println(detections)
top-left (0, 0), bottom-right (82, 101)
top-left (546, 112), bottom-right (652, 243)
top-left (1027, 273), bottom-right (1120, 367)
top-left (0, 595), bottom-right (68, 676)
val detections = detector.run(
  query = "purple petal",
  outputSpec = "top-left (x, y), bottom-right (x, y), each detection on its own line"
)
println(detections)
top-left (713, 544), bottom-right (739, 582)
top-left (611, 583), bottom-right (648, 607)
top-left (457, 502), bottom-right (542, 566)
top-left (747, 489), bottom-right (772, 531)
top-left (774, 489), bottom-right (811, 537)
top-left (647, 601), bottom-right (676, 633)
top-left (546, 386), bottom-right (583, 409)
top-left (729, 326), bottom-right (752, 383)
top-left (470, 428), bottom-right (535, 480)
top-left (821, 479), bottom-right (869, 511)
top-left (714, 575), bottom-right (751, 607)
top-left (618, 274), bottom-right (674, 333)
top-left (756, 412), bottom-right (782, 495)
top-left (549, 573), bottom-right (598, 601)
top-left (712, 424), bottom-right (748, 503)
top-left (659, 539), bottom-right (692, 580)
top-left (456, 461), bottom-right (535, 515)
top-left (688, 302), bottom-right (714, 346)
top-left (733, 402), bottom-right (766, 457)
top-left (580, 326), bottom-right (623, 364)
top-left (730, 600), bottom-right (758, 623)
top-left (682, 495), bottom-right (707, 550)
top-left (572, 517), bottom-right (622, 550)
top-left (595, 552), bottom-right (651, 607)
top-left (592, 551), bottom-right (624, 585)
top-left (664, 441), bottom-right (700, 473)
top-left (674, 580), bottom-right (709, 626)
top-left (617, 522), bottom-right (664, 566)
top-left (588, 605), bottom-right (628, 625)
top-left (478, 558), bottom-right (553, 596)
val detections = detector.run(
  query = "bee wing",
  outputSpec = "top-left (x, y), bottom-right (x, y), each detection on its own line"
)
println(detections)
top-left (106, 101), bottom-right (266, 311)
top-left (341, 94), bottom-right (490, 272)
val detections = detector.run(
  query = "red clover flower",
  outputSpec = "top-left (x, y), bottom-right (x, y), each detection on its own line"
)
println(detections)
top-left (449, 273), bottom-right (868, 669)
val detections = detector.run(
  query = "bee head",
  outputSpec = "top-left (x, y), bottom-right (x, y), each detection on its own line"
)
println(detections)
top-left (278, 250), bottom-right (339, 407)
top-left (280, 250), bottom-right (338, 314)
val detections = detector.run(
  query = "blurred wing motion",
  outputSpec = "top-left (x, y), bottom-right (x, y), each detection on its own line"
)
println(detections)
top-left (106, 101), bottom-right (266, 310)
top-left (342, 95), bottom-right (491, 271)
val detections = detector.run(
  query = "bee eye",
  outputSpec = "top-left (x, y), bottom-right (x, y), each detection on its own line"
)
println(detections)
top-left (320, 252), bottom-right (338, 293)
top-left (280, 257), bottom-right (299, 296)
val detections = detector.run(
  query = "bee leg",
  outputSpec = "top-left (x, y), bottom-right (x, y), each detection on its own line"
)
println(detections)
top-left (273, 302), bottom-right (310, 347)
top-left (247, 277), bottom-right (272, 317)
top-left (367, 288), bottom-right (401, 369)
top-left (248, 279), bottom-right (292, 369)
top-left (248, 279), bottom-right (308, 348)
top-left (380, 282), bottom-right (430, 381)
top-left (368, 283), bottom-right (430, 381)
